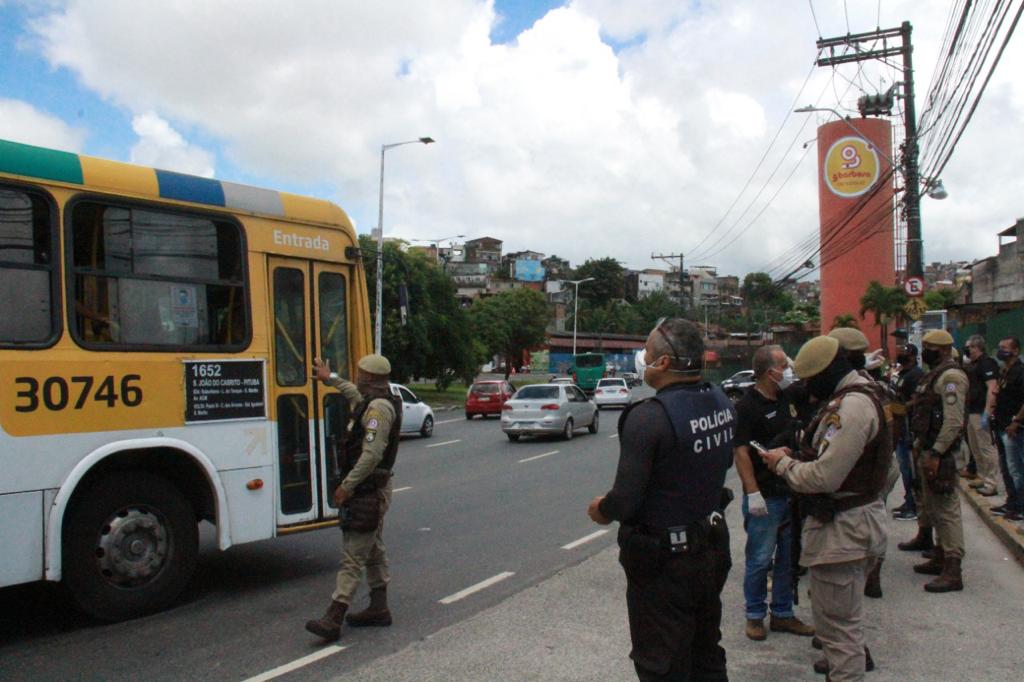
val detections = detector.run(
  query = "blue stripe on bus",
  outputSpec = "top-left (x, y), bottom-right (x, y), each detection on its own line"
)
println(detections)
top-left (155, 169), bottom-right (226, 207)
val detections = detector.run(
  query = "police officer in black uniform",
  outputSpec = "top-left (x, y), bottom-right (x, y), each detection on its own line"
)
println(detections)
top-left (588, 318), bottom-right (734, 681)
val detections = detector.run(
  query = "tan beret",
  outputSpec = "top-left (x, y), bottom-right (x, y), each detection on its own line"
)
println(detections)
top-left (921, 329), bottom-right (954, 346)
top-left (357, 353), bottom-right (392, 376)
top-left (793, 336), bottom-right (840, 380)
top-left (828, 327), bottom-right (870, 351)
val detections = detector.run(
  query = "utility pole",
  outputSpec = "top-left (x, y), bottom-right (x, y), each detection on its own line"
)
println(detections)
top-left (815, 21), bottom-right (923, 280)
top-left (651, 252), bottom-right (685, 309)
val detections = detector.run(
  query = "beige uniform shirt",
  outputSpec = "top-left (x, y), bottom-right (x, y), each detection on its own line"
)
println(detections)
top-left (326, 376), bottom-right (397, 494)
top-left (774, 371), bottom-right (888, 566)
top-left (926, 367), bottom-right (968, 454)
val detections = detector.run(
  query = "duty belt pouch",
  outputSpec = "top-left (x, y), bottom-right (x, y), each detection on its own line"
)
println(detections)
top-left (802, 494), bottom-right (837, 523)
top-left (929, 451), bottom-right (958, 495)
top-left (341, 490), bottom-right (383, 532)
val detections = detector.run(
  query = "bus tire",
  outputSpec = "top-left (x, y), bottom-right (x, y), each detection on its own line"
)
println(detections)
top-left (63, 471), bottom-right (199, 622)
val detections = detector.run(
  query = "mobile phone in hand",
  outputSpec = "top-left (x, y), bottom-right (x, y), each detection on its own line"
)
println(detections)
top-left (749, 440), bottom-right (768, 455)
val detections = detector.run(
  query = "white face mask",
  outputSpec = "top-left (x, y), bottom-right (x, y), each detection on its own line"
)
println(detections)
top-left (773, 367), bottom-right (795, 390)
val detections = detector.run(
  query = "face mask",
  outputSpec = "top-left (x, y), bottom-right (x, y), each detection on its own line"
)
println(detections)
top-left (806, 371), bottom-right (836, 401)
top-left (896, 353), bottom-right (911, 366)
top-left (849, 352), bottom-right (867, 370)
top-left (997, 349), bottom-right (1014, 362)
top-left (921, 348), bottom-right (942, 367)
top-left (773, 367), bottom-right (795, 390)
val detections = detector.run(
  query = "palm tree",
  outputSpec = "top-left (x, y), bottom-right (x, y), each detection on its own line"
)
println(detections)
top-left (859, 281), bottom-right (907, 348)
top-left (831, 314), bottom-right (859, 330)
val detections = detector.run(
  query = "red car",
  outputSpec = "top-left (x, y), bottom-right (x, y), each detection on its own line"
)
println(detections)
top-left (465, 380), bottom-right (516, 419)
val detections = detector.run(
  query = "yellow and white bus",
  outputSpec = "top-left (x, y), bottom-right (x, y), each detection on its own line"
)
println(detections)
top-left (0, 139), bottom-right (372, 620)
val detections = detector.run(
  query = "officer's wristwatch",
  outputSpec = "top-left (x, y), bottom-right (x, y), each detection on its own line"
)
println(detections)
top-left (329, 372), bottom-right (340, 381)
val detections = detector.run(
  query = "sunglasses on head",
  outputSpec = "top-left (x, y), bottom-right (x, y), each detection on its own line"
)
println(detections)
top-left (653, 317), bottom-right (698, 372)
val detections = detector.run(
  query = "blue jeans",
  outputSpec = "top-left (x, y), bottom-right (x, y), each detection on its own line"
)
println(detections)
top-left (742, 494), bottom-right (794, 620)
top-left (895, 436), bottom-right (916, 512)
top-left (1000, 429), bottom-right (1024, 513)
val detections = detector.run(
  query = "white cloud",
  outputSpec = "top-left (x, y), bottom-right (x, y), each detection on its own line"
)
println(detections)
top-left (128, 112), bottom-right (214, 177)
top-left (22, 0), bottom-right (1024, 277)
top-left (0, 98), bottom-right (86, 151)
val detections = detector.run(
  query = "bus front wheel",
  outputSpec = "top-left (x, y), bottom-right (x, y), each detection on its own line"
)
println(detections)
top-left (63, 471), bottom-right (199, 621)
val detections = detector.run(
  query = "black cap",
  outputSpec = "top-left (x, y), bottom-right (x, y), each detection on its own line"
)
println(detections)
top-left (891, 328), bottom-right (909, 339)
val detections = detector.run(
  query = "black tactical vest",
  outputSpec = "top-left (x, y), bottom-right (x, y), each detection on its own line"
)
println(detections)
top-left (632, 382), bottom-right (735, 528)
top-left (909, 361), bottom-right (964, 451)
top-left (342, 392), bottom-right (403, 477)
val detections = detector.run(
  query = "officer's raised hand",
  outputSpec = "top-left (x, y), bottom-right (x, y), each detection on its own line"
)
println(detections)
top-left (313, 358), bottom-right (332, 383)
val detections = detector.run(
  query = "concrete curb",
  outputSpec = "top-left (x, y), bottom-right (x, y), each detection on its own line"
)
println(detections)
top-left (958, 477), bottom-right (1024, 568)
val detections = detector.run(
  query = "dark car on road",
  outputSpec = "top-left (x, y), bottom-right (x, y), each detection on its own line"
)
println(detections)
top-left (720, 369), bottom-right (755, 402)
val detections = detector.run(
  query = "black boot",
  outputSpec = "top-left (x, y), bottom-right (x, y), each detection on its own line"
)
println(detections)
top-left (898, 526), bottom-right (934, 552)
top-left (913, 546), bottom-right (945, 576)
top-left (345, 586), bottom-right (392, 627)
top-left (305, 600), bottom-right (348, 641)
top-left (864, 559), bottom-right (883, 598)
top-left (813, 646), bottom-right (874, 674)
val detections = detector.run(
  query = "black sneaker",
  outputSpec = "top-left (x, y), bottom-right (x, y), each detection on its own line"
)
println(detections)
top-left (891, 504), bottom-right (909, 516)
top-left (1005, 511), bottom-right (1024, 522)
top-left (893, 509), bottom-right (918, 521)
top-left (991, 504), bottom-right (1009, 516)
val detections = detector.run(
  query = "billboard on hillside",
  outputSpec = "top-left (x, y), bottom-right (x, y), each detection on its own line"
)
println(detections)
top-left (515, 259), bottom-right (545, 282)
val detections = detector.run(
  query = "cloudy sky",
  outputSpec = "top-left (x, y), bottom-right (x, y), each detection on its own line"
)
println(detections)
top-left (2, 0), bottom-right (1021, 279)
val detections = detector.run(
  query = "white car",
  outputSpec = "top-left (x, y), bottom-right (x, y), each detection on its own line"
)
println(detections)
top-left (390, 383), bottom-right (434, 437)
top-left (593, 377), bottom-right (632, 409)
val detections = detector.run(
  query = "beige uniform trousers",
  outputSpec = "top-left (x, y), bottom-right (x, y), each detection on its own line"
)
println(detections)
top-left (917, 471), bottom-right (965, 558)
top-left (966, 413), bottom-right (1000, 491)
top-left (332, 482), bottom-right (392, 604)
top-left (810, 558), bottom-right (870, 682)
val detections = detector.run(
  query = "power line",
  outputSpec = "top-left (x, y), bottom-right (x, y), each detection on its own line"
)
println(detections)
top-left (808, 0), bottom-right (822, 37)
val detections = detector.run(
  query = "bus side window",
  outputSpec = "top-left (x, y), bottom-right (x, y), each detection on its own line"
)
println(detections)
top-left (0, 186), bottom-right (58, 345)
top-left (68, 200), bottom-right (248, 350)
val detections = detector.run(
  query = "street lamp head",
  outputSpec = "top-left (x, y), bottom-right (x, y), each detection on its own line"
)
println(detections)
top-left (795, 105), bottom-right (819, 113)
top-left (925, 178), bottom-right (948, 200)
top-left (419, 137), bottom-right (435, 144)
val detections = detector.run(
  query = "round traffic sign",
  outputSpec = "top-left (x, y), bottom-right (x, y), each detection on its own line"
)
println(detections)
top-left (904, 276), bottom-right (925, 297)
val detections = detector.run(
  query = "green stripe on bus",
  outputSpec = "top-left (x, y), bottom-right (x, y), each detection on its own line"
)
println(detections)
top-left (0, 139), bottom-right (84, 184)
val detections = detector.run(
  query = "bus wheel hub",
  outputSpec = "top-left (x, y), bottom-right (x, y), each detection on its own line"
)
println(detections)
top-left (97, 508), bottom-right (168, 586)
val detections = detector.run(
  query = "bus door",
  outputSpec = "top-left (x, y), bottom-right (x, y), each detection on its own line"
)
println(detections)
top-left (269, 256), bottom-right (353, 527)
top-left (312, 262), bottom-right (351, 522)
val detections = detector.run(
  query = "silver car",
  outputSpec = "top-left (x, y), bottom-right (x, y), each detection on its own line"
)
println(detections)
top-left (593, 377), bottom-right (632, 409)
top-left (500, 384), bottom-right (598, 441)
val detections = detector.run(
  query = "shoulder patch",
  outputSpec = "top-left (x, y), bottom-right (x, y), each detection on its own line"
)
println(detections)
top-left (367, 417), bottom-right (380, 430)
top-left (945, 393), bottom-right (958, 405)
top-left (945, 382), bottom-right (957, 393)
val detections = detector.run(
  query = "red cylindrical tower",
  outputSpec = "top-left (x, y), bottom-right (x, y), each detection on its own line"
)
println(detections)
top-left (817, 117), bottom-right (896, 352)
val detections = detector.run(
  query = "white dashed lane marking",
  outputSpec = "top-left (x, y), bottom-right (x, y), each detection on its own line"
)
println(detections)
top-left (242, 645), bottom-right (347, 682)
top-left (425, 439), bottom-right (462, 448)
top-left (561, 529), bottom-right (609, 550)
top-left (435, 417), bottom-right (464, 425)
top-left (608, 433), bottom-right (618, 439)
top-left (517, 450), bottom-right (559, 464)
top-left (439, 572), bottom-right (516, 605)
top-left (392, 486), bottom-right (412, 493)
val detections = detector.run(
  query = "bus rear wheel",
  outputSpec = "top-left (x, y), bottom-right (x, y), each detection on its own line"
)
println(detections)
top-left (63, 471), bottom-right (199, 621)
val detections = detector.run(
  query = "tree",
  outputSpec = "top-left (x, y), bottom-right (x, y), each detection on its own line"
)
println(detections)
top-left (360, 234), bottom-right (480, 386)
top-left (572, 257), bottom-right (625, 307)
top-left (924, 288), bottom-right (957, 311)
top-left (859, 280), bottom-right (907, 348)
top-left (470, 287), bottom-right (549, 379)
top-left (831, 314), bottom-right (859, 329)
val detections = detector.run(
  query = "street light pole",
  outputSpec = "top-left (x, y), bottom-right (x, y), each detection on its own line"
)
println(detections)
top-left (564, 277), bottom-right (595, 356)
top-left (375, 137), bottom-right (434, 355)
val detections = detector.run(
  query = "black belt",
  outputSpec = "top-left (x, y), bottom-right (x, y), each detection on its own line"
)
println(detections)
top-left (630, 512), bottom-right (725, 554)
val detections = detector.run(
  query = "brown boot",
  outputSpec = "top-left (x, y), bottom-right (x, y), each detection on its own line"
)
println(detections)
top-left (770, 614), bottom-right (815, 636)
top-left (913, 546), bottom-right (945, 575)
top-left (305, 600), bottom-right (348, 640)
top-left (745, 618), bottom-right (766, 641)
top-left (898, 526), bottom-right (934, 552)
top-left (864, 559), bottom-right (883, 598)
top-left (345, 586), bottom-right (392, 627)
top-left (924, 556), bottom-right (964, 592)
top-left (812, 647), bottom-right (874, 675)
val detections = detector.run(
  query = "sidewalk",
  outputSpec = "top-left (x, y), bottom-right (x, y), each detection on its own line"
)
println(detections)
top-left (958, 476), bottom-right (1024, 568)
top-left (344, 486), bottom-right (1023, 682)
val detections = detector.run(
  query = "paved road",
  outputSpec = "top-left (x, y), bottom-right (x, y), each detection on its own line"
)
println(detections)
top-left (0, 389), bottom-right (647, 681)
